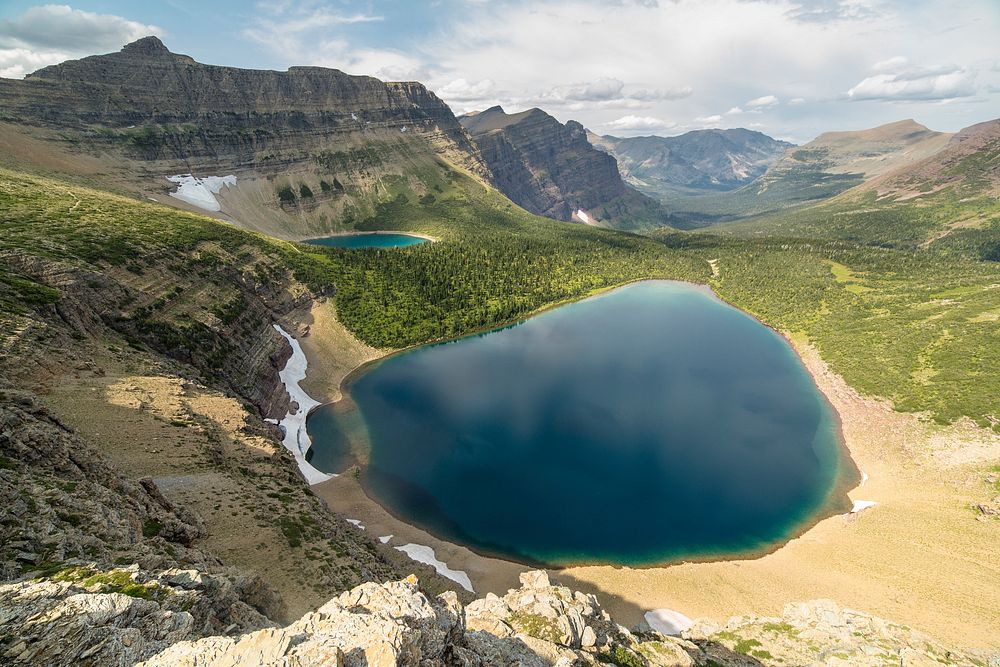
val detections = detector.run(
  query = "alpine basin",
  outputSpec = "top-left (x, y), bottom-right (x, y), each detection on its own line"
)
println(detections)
top-left (306, 281), bottom-right (850, 566)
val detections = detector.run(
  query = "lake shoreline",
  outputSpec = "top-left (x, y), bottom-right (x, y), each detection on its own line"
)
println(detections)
top-left (302, 279), bottom-right (859, 565)
top-left (296, 276), bottom-right (1000, 650)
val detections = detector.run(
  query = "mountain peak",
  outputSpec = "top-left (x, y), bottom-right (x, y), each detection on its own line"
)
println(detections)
top-left (121, 36), bottom-right (171, 57)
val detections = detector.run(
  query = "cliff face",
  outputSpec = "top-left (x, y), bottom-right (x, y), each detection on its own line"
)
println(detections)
top-left (460, 106), bottom-right (671, 230)
top-left (0, 37), bottom-right (491, 239)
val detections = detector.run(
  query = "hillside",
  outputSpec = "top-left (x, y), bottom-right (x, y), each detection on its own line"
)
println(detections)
top-left (460, 106), bottom-right (672, 230)
top-left (661, 119), bottom-right (954, 224)
top-left (864, 118), bottom-right (1000, 201)
top-left (719, 118), bottom-right (1000, 258)
top-left (0, 36), bottom-right (491, 240)
top-left (589, 128), bottom-right (792, 195)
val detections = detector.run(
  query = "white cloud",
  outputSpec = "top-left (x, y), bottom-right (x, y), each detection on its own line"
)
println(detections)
top-left (726, 106), bottom-right (743, 114)
top-left (241, 4), bottom-right (403, 78)
top-left (0, 4), bottom-right (161, 78)
top-left (847, 63), bottom-right (976, 101)
top-left (437, 78), bottom-right (496, 102)
top-left (547, 77), bottom-right (625, 102)
top-left (604, 115), bottom-right (676, 132)
top-left (872, 55), bottom-right (908, 72)
top-left (629, 86), bottom-right (693, 101)
top-left (746, 94), bottom-right (780, 108)
top-left (695, 114), bottom-right (723, 124)
top-left (415, 0), bottom-right (999, 141)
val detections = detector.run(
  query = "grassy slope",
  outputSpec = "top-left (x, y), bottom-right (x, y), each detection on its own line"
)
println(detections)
top-left (3, 162), bottom-right (997, 435)
top-left (655, 232), bottom-right (999, 430)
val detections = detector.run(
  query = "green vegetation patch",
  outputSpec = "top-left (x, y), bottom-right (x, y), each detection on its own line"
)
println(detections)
top-left (508, 611), bottom-right (563, 644)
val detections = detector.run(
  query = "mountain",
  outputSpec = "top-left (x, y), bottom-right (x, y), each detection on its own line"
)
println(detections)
top-left (589, 128), bottom-right (793, 196)
top-left (652, 119), bottom-right (955, 224)
top-left (460, 105), bottom-right (672, 230)
top-left (0, 36), bottom-right (491, 239)
top-left (863, 118), bottom-right (1000, 201)
top-left (720, 118), bottom-right (1000, 256)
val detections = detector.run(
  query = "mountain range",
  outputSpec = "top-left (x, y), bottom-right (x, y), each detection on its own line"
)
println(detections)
top-left (589, 128), bottom-right (793, 195)
top-left (1, 36), bottom-right (999, 667)
top-left (460, 105), bottom-right (670, 229)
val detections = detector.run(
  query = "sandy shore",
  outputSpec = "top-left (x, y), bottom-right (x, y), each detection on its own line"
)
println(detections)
top-left (300, 297), bottom-right (1000, 650)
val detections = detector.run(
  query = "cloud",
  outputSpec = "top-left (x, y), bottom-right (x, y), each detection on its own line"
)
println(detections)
top-left (847, 62), bottom-right (976, 101)
top-left (603, 115), bottom-right (676, 132)
top-left (629, 86), bottom-right (693, 101)
top-left (872, 55), bottom-right (908, 72)
top-left (746, 94), bottom-right (779, 108)
top-left (437, 78), bottom-right (496, 102)
top-left (241, 3), bottom-right (400, 77)
top-left (786, 0), bottom-right (881, 24)
top-left (788, 97), bottom-right (807, 105)
top-left (695, 114), bottom-right (723, 124)
top-left (726, 106), bottom-right (743, 114)
top-left (548, 77), bottom-right (625, 101)
top-left (0, 4), bottom-right (161, 51)
top-left (0, 4), bottom-right (161, 78)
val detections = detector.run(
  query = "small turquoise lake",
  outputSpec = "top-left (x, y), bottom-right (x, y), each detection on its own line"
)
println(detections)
top-left (306, 281), bottom-right (852, 566)
top-left (305, 233), bottom-right (428, 249)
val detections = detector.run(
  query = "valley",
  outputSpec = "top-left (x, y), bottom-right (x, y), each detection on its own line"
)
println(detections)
top-left (0, 31), bottom-right (998, 667)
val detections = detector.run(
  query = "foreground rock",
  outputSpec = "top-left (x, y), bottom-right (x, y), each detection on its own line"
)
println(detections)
top-left (127, 570), bottom-right (985, 667)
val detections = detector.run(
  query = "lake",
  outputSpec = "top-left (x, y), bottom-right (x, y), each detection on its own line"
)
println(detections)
top-left (305, 233), bottom-right (428, 249)
top-left (306, 281), bottom-right (852, 566)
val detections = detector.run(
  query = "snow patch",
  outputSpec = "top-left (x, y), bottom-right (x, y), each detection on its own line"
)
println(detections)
top-left (346, 519), bottom-right (365, 530)
top-left (167, 174), bottom-right (236, 212)
top-left (850, 500), bottom-right (877, 513)
top-left (574, 209), bottom-right (593, 225)
top-left (394, 543), bottom-right (474, 592)
top-left (644, 608), bottom-right (694, 636)
top-left (378, 535), bottom-right (393, 544)
top-left (860, 470), bottom-right (869, 487)
top-left (272, 324), bottom-right (333, 485)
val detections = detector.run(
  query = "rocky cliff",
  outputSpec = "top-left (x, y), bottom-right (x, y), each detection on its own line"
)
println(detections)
top-left (460, 106), bottom-right (672, 230)
top-left (3, 567), bottom-right (983, 666)
top-left (0, 37), bottom-right (491, 239)
top-left (590, 129), bottom-right (793, 196)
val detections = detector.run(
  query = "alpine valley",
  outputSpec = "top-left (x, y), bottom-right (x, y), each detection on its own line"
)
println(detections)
top-left (0, 29), bottom-right (998, 667)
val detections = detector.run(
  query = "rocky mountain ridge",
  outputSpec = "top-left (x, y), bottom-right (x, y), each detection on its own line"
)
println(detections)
top-left (460, 106), bottom-right (672, 230)
top-left (0, 36), bottom-right (491, 239)
top-left (589, 128), bottom-right (793, 195)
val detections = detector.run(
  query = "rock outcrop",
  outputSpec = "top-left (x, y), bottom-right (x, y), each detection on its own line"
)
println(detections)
top-left (460, 106), bottom-right (671, 230)
top-left (57, 569), bottom-right (976, 667)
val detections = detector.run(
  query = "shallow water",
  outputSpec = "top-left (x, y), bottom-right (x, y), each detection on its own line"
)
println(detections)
top-left (307, 281), bottom-right (849, 566)
top-left (305, 233), bottom-right (428, 249)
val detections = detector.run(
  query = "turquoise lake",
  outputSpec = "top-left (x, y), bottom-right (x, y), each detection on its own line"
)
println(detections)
top-left (305, 233), bottom-right (428, 249)
top-left (306, 281), bottom-right (851, 566)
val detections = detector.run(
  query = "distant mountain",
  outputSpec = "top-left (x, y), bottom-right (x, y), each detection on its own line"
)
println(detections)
top-left (651, 119), bottom-right (955, 225)
top-left (589, 128), bottom-right (793, 196)
top-left (460, 106), bottom-right (671, 230)
top-left (0, 36), bottom-right (492, 239)
top-left (863, 118), bottom-right (1000, 201)
top-left (718, 118), bottom-right (999, 256)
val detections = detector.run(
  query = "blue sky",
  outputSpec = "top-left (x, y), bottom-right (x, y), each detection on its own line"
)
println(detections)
top-left (1, 1), bottom-right (997, 142)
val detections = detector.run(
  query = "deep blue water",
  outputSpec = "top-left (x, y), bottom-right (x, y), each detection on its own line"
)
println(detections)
top-left (306, 281), bottom-right (850, 566)
top-left (305, 233), bottom-right (428, 249)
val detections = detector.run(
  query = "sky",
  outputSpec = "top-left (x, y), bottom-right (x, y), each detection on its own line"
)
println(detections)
top-left (0, 1), bottom-right (997, 143)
